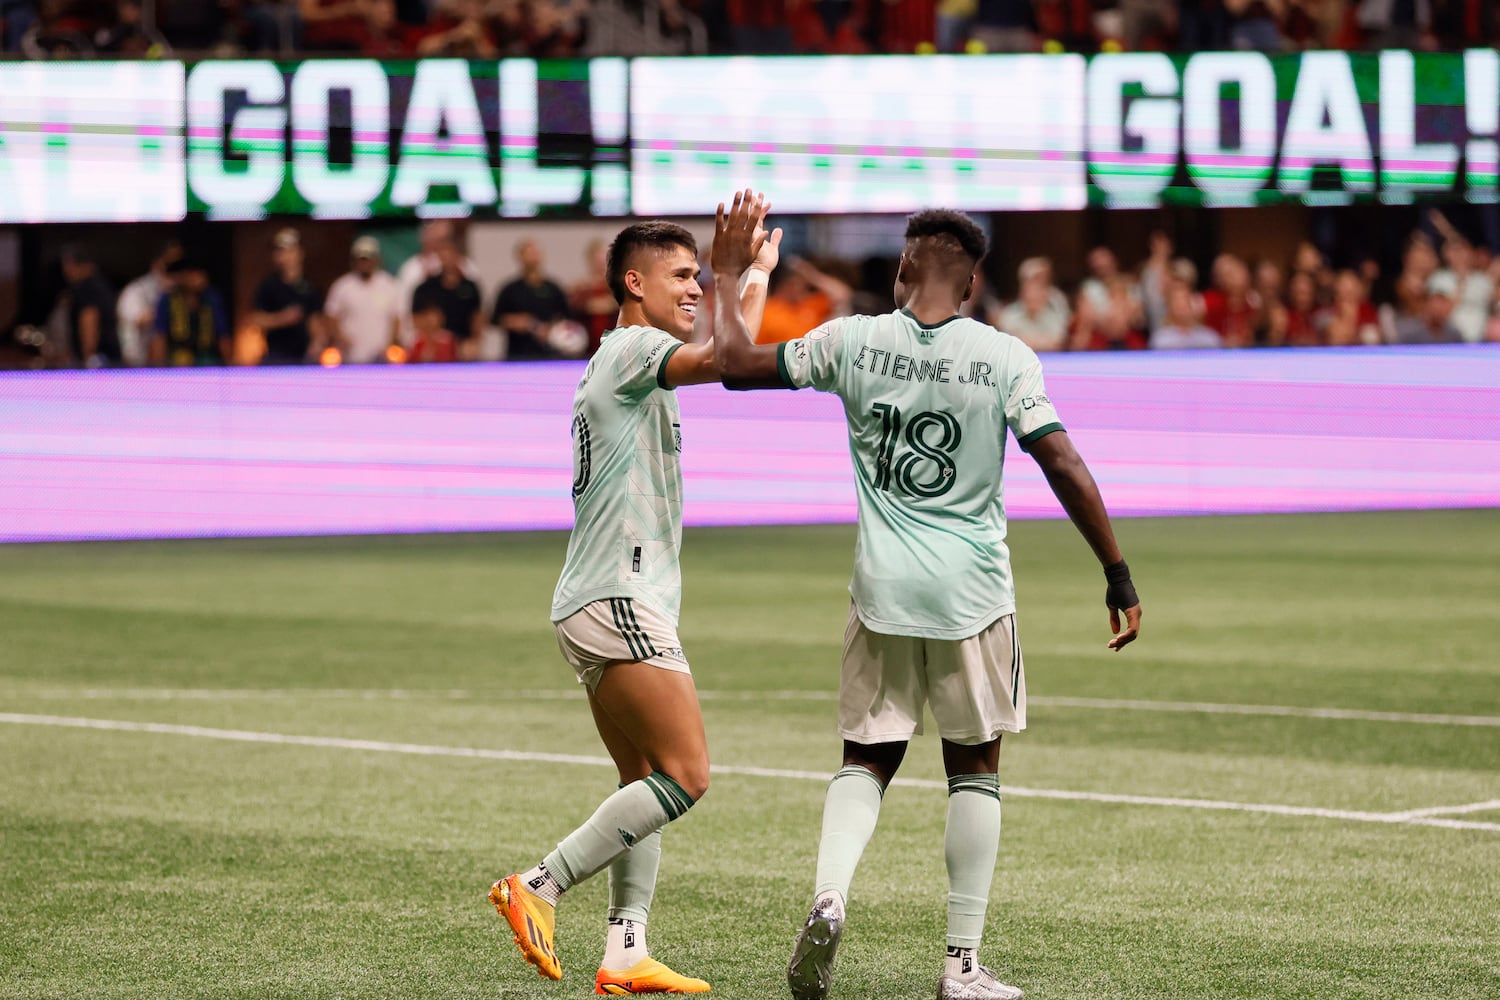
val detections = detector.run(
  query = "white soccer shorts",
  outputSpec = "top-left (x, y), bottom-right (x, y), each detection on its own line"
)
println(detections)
top-left (553, 598), bottom-right (690, 689)
top-left (839, 604), bottom-right (1026, 746)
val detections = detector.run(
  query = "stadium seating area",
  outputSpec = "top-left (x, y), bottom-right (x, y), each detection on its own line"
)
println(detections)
top-left (1, 0), bottom-right (1495, 60)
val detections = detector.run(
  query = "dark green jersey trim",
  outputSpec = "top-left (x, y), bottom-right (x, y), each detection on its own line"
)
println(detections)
top-left (776, 341), bottom-right (798, 389)
top-left (655, 341), bottom-right (683, 389)
top-left (1017, 422), bottom-right (1065, 450)
top-left (900, 307), bottom-right (962, 331)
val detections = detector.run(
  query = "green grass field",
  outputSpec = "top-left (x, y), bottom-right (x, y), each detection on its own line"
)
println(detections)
top-left (2, 510), bottom-right (1498, 1000)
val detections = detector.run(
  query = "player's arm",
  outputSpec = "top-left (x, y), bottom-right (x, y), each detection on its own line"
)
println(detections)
top-left (712, 190), bottom-right (789, 390)
top-left (661, 341), bottom-right (717, 386)
top-left (1025, 430), bottom-right (1142, 651)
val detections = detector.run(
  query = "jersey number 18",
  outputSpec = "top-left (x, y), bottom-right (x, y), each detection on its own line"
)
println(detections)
top-left (871, 403), bottom-right (962, 499)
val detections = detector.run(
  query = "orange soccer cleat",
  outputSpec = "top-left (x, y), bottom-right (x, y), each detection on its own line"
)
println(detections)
top-left (594, 957), bottom-right (711, 994)
top-left (490, 874), bottom-right (561, 980)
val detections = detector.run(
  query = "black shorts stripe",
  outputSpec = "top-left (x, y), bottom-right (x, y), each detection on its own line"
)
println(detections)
top-left (1009, 615), bottom-right (1021, 708)
top-left (609, 599), bottom-right (645, 660)
top-left (621, 599), bottom-right (657, 657)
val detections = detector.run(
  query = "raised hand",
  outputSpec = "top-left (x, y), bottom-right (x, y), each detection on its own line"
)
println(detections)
top-left (712, 188), bottom-right (770, 279)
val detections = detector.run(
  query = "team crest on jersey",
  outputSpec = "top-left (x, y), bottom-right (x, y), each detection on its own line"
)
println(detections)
top-left (672, 421), bottom-right (682, 452)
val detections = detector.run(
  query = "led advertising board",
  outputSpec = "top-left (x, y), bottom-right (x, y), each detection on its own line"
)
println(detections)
top-left (0, 52), bottom-right (1494, 223)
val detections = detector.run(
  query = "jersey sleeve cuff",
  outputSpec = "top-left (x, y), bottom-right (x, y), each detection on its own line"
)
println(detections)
top-left (655, 341), bottom-right (683, 389)
top-left (776, 342), bottom-right (799, 390)
top-left (1017, 422), bottom-right (1065, 450)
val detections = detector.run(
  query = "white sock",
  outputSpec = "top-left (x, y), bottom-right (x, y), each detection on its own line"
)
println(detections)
top-left (602, 917), bottom-right (648, 970)
top-left (945, 945), bottom-right (979, 981)
top-left (518, 862), bottom-right (562, 907)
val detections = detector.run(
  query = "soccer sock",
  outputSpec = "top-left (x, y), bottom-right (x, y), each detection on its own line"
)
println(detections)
top-left (945, 946), bottom-right (980, 981)
top-left (603, 916), bottom-right (649, 971)
top-left (812, 764), bottom-right (886, 905)
top-left (517, 862), bottom-right (563, 907)
top-left (542, 773), bottom-right (693, 893)
top-left (601, 828), bottom-right (662, 969)
top-left (944, 773), bottom-right (1001, 965)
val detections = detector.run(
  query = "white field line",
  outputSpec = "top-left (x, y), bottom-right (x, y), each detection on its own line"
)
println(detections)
top-left (1383, 799), bottom-right (1500, 821)
top-left (10, 687), bottom-right (1500, 728)
top-left (2, 712), bottom-right (1497, 834)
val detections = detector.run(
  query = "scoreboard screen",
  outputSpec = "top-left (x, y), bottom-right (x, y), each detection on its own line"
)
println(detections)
top-left (0, 51), bottom-right (1495, 223)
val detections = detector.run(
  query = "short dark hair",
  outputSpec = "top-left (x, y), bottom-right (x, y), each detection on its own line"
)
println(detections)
top-left (904, 209), bottom-right (988, 264)
top-left (606, 222), bottom-right (698, 304)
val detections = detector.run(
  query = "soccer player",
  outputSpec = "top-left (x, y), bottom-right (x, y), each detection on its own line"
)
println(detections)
top-left (711, 192), bottom-right (1143, 1000)
top-left (490, 219), bottom-right (773, 994)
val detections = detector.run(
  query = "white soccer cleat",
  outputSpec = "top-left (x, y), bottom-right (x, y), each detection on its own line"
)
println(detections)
top-left (936, 966), bottom-right (1024, 1000)
top-left (787, 895), bottom-right (844, 1000)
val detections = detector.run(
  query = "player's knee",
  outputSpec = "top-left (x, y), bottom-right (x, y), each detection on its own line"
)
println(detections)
top-left (660, 758), bottom-right (710, 803)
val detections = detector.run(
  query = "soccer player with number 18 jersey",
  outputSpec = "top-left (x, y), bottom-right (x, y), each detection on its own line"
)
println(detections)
top-left (711, 192), bottom-right (1143, 1000)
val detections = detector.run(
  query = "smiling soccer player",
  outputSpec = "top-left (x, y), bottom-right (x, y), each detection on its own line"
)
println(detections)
top-left (490, 218), bottom-right (772, 995)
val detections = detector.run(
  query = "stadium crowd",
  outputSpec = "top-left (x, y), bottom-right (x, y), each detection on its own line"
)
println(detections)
top-left (1, 0), bottom-right (1494, 59)
top-left (31, 207), bottom-right (1498, 369)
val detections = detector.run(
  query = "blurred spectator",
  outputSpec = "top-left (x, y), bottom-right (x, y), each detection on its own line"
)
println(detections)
top-left (1282, 269), bottom-right (1322, 346)
top-left (1073, 275), bottom-right (1148, 350)
top-left (492, 238), bottom-right (574, 360)
top-left (1151, 280), bottom-right (1223, 349)
top-left (354, 0), bottom-right (415, 54)
top-left (1290, 238), bottom-right (1334, 304)
top-left (999, 256), bottom-right (1070, 352)
top-left (417, 0), bottom-right (498, 56)
top-left (412, 238), bottom-right (483, 360)
top-left (1138, 229), bottom-right (1175, 333)
top-left (1078, 246), bottom-right (1127, 316)
top-left (1356, 0), bottom-right (1434, 51)
top-left (396, 219), bottom-right (479, 346)
top-left (299, 0), bottom-right (368, 51)
top-left (250, 227), bottom-right (326, 365)
top-left (1225, 0), bottom-right (1285, 50)
top-left (876, 0), bottom-right (939, 52)
top-left (1201, 252), bottom-right (1260, 347)
top-left (1252, 259), bottom-right (1285, 346)
top-left (726, 0), bottom-right (795, 52)
top-left (117, 240), bottom-right (182, 368)
top-left (93, 0), bottom-right (156, 54)
top-left (527, 0), bottom-right (588, 57)
top-left (969, 0), bottom-right (1036, 51)
top-left (151, 257), bottom-right (230, 366)
top-left (324, 236), bottom-right (401, 364)
top-left (1120, 0), bottom-right (1175, 49)
top-left (757, 257), bottom-right (853, 344)
top-left (60, 245), bottom-right (121, 367)
top-left (569, 237), bottom-right (617, 356)
top-left (19, 0), bottom-right (97, 56)
top-left (1428, 212), bottom-right (1493, 343)
top-left (1318, 269), bottom-right (1380, 346)
top-left (1389, 275), bottom-right (1463, 344)
top-left (409, 299), bottom-right (458, 362)
top-left (1, 0), bottom-right (38, 51)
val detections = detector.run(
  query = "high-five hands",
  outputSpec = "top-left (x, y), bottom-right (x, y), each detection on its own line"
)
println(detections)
top-left (713, 189), bottom-right (771, 279)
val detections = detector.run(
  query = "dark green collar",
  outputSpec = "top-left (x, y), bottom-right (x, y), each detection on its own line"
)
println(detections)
top-left (900, 308), bottom-right (961, 331)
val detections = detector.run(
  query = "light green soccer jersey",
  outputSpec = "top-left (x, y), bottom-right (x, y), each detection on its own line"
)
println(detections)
top-left (551, 325), bottom-right (686, 624)
top-left (778, 309), bottom-right (1064, 639)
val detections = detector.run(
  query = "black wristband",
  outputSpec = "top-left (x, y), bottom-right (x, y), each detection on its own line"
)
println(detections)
top-left (1104, 559), bottom-right (1138, 609)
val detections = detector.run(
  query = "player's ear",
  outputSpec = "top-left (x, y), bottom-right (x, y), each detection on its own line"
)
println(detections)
top-left (896, 252), bottom-right (909, 285)
top-left (624, 268), bottom-right (645, 301)
top-left (962, 272), bottom-right (975, 303)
